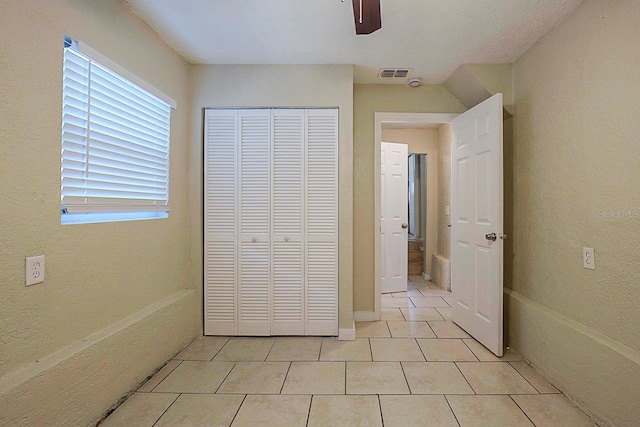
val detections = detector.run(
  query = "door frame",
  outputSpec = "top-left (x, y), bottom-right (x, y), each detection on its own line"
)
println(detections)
top-left (374, 112), bottom-right (458, 319)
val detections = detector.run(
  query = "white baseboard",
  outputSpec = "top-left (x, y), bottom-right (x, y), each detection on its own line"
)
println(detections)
top-left (338, 320), bottom-right (356, 341)
top-left (354, 311), bottom-right (377, 322)
top-left (0, 289), bottom-right (199, 427)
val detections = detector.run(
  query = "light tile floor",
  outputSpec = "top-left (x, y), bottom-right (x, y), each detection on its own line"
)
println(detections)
top-left (100, 280), bottom-right (596, 427)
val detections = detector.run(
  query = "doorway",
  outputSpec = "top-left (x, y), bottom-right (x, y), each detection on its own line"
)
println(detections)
top-left (374, 113), bottom-right (457, 316)
top-left (374, 94), bottom-right (506, 357)
top-left (407, 153), bottom-right (426, 277)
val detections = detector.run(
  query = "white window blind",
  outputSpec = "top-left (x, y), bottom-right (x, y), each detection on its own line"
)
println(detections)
top-left (61, 45), bottom-right (171, 215)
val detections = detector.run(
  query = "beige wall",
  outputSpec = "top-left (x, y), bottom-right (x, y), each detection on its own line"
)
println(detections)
top-left (189, 64), bottom-right (354, 330)
top-left (353, 84), bottom-right (465, 312)
top-left (381, 128), bottom-right (439, 275)
top-left (437, 124), bottom-right (452, 259)
top-left (509, 1), bottom-right (640, 425)
top-left (0, 1), bottom-right (198, 425)
top-left (383, 128), bottom-right (439, 154)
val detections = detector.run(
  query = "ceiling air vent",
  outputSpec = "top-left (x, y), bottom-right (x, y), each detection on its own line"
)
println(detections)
top-left (378, 68), bottom-right (412, 78)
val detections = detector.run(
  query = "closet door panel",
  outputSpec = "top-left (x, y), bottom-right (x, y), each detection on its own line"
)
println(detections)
top-left (238, 109), bottom-right (271, 335)
top-left (204, 110), bottom-right (238, 335)
top-left (238, 241), bottom-right (270, 335)
top-left (271, 110), bottom-right (305, 335)
top-left (305, 109), bottom-right (339, 335)
top-left (272, 240), bottom-right (303, 334)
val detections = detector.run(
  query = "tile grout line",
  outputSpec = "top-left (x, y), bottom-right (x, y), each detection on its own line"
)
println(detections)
top-left (443, 395), bottom-right (463, 427)
top-left (150, 392), bottom-right (181, 427)
top-left (211, 337), bottom-right (232, 362)
top-left (399, 361), bottom-right (413, 394)
top-left (460, 338), bottom-right (481, 362)
top-left (508, 394), bottom-right (538, 426)
top-left (263, 338), bottom-right (277, 361)
top-left (213, 363), bottom-right (237, 394)
top-left (414, 337), bottom-right (429, 362)
top-left (149, 360), bottom-right (183, 393)
top-left (384, 320), bottom-right (392, 338)
top-left (507, 361), bottom-right (542, 395)
top-left (343, 361), bottom-right (347, 394)
top-left (305, 395), bottom-right (313, 427)
top-left (227, 394), bottom-right (248, 427)
top-left (453, 362), bottom-right (478, 395)
top-left (278, 361), bottom-right (293, 394)
top-left (208, 337), bottom-right (229, 361)
top-left (512, 360), bottom-right (560, 395)
top-left (424, 321), bottom-right (438, 338)
top-left (377, 394), bottom-right (385, 427)
top-left (318, 338), bottom-right (324, 361)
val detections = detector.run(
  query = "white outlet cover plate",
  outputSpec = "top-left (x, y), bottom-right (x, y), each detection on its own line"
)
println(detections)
top-left (583, 247), bottom-right (595, 270)
top-left (26, 255), bottom-right (45, 286)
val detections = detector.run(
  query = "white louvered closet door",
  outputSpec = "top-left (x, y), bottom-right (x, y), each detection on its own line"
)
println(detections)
top-left (305, 109), bottom-right (339, 335)
top-left (204, 110), bottom-right (238, 336)
top-left (204, 108), bottom-right (338, 337)
top-left (271, 109), bottom-right (305, 335)
top-left (238, 110), bottom-right (271, 336)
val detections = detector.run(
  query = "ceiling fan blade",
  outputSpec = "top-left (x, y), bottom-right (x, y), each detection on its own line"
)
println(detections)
top-left (351, 0), bottom-right (382, 35)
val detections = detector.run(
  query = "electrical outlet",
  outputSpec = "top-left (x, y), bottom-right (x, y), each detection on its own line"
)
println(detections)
top-left (26, 255), bottom-right (45, 286)
top-left (583, 247), bottom-right (595, 270)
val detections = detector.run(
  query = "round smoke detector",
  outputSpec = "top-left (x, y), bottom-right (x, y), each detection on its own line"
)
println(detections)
top-left (408, 78), bottom-right (422, 87)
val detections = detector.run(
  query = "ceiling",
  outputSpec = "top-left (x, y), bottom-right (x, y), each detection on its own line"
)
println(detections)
top-left (124, 0), bottom-right (584, 85)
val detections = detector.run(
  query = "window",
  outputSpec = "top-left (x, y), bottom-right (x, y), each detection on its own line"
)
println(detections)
top-left (61, 38), bottom-right (174, 224)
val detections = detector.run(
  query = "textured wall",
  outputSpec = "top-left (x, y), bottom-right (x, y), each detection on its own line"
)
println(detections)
top-left (353, 85), bottom-right (464, 312)
top-left (0, 0), bottom-right (198, 424)
top-left (510, 0), bottom-right (640, 425)
top-left (189, 64), bottom-right (354, 330)
top-left (381, 128), bottom-right (439, 275)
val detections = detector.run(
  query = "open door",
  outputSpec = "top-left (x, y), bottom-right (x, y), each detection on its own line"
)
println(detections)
top-left (451, 94), bottom-right (504, 356)
top-left (380, 142), bottom-right (408, 294)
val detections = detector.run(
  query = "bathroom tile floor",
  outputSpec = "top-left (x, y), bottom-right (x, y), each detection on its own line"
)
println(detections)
top-left (100, 280), bottom-right (596, 426)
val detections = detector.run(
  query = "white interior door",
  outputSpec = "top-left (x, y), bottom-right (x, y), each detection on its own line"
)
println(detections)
top-left (451, 93), bottom-right (504, 356)
top-left (381, 142), bottom-right (408, 294)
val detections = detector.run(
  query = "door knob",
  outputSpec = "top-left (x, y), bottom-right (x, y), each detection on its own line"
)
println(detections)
top-left (485, 233), bottom-right (497, 241)
top-left (401, 223), bottom-right (408, 229)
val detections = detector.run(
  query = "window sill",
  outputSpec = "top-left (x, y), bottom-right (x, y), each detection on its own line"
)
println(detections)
top-left (61, 211), bottom-right (168, 225)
